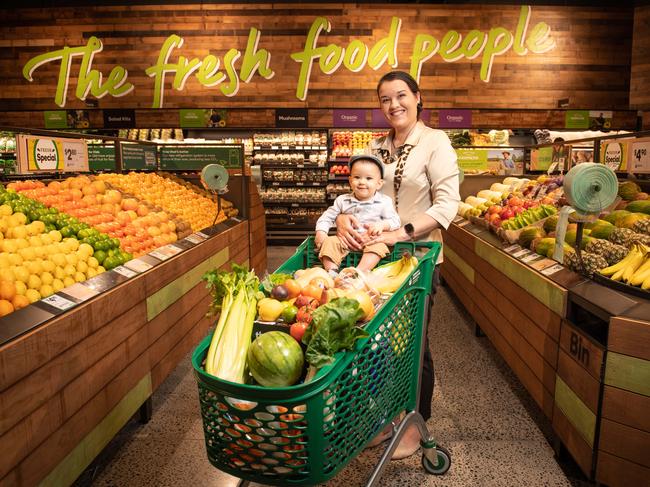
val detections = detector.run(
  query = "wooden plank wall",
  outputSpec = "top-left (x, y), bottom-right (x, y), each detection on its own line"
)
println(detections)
top-left (0, 223), bottom-right (249, 486)
top-left (0, 4), bottom-right (637, 114)
top-left (630, 6), bottom-right (650, 110)
top-left (247, 179), bottom-right (267, 274)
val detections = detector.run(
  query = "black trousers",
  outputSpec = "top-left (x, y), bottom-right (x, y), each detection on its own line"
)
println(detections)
top-left (418, 266), bottom-right (439, 421)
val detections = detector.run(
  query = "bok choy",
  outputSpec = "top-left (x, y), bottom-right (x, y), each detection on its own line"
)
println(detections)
top-left (203, 264), bottom-right (259, 382)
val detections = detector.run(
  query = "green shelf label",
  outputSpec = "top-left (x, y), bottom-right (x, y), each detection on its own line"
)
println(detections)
top-left (120, 143), bottom-right (157, 170)
top-left (87, 144), bottom-right (116, 171)
top-left (159, 145), bottom-right (242, 170)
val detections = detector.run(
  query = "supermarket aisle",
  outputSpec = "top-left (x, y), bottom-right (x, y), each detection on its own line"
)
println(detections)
top-left (75, 246), bottom-right (584, 487)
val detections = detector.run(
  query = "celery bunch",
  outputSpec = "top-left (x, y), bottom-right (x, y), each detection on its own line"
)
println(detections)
top-left (203, 264), bottom-right (259, 382)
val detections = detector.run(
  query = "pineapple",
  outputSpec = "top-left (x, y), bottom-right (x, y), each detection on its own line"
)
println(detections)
top-left (633, 218), bottom-right (650, 236)
top-left (585, 239), bottom-right (629, 265)
top-left (609, 227), bottom-right (638, 247)
top-left (563, 249), bottom-right (608, 277)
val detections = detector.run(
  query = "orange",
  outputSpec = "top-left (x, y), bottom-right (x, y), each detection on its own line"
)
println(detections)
top-left (11, 295), bottom-right (30, 311)
top-left (0, 300), bottom-right (14, 317)
top-left (0, 281), bottom-right (16, 302)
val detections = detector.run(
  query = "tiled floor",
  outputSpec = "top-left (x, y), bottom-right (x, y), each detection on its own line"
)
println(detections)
top-left (74, 245), bottom-right (590, 487)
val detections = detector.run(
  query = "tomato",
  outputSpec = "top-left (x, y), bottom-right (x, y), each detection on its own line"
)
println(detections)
top-left (301, 284), bottom-right (323, 302)
top-left (296, 306), bottom-right (313, 324)
top-left (284, 278), bottom-right (301, 299)
top-left (290, 321), bottom-right (309, 342)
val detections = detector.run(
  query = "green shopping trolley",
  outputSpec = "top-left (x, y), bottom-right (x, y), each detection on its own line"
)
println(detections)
top-left (192, 237), bottom-right (451, 486)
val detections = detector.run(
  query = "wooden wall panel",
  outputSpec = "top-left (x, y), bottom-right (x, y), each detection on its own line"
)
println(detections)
top-left (630, 6), bottom-right (650, 110)
top-left (0, 4), bottom-right (638, 114)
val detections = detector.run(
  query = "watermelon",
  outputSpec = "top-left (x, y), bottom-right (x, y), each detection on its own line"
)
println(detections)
top-left (247, 331), bottom-right (304, 387)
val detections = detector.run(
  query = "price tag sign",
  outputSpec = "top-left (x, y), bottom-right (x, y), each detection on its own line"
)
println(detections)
top-left (281, 145), bottom-right (289, 150)
top-left (521, 253), bottom-right (542, 263)
top-left (113, 265), bottom-right (139, 278)
top-left (62, 283), bottom-right (100, 302)
top-left (512, 248), bottom-right (532, 259)
top-left (629, 138), bottom-right (650, 173)
top-left (125, 258), bottom-right (154, 272)
top-left (530, 258), bottom-right (556, 271)
top-left (149, 245), bottom-right (183, 261)
top-left (503, 244), bottom-right (522, 254)
top-left (197, 231), bottom-right (209, 239)
top-left (42, 294), bottom-right (76, 311)
top-left (457, 220), bottom-right (471, 228)
top-left (62, 140), bottom-right (88, 171)
top-left (541, 263), bottom-right (565, 276)
top-left (185, 233), bottom-right (206, 244)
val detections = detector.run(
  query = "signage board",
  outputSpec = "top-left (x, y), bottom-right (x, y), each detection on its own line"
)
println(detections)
top-left (565, 110), bottom-right (589, 129)
top-left (159, 145), bottom-right (242, 170)
top-left (529, 147), bottom-right (554, 171)
top-left (333, 109), bottom-right (366, 128)
top-left (455, 148), bottom-right (488, 171)
top-left (103, 109), bottom-right (135, 128)
top-left (120, 142), bottom-right (157, 170)
top-left (600, 140), bottom-right (629, 172)
top-left (17, 134), bottom-right (89, 173)
top-left (179, 109), bottom-right (209, 128)
top-left (628, 137), bottom-right (650, 174)
top-left (275, 108), bottom-right (308, 128)
top-left (88, 144), bottom-right (117, 171)
top-left (43, 111), bottom-right (69, 129)
top-left (439, 109), bottom-right (472, 128)
top-left (589, 110), bottom-right (612, 131)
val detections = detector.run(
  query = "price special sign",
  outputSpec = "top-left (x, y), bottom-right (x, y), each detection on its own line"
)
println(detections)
top-left (17, 134), bottom-right (89, 173)
top-left (629, 137), bottom-right (650, 174)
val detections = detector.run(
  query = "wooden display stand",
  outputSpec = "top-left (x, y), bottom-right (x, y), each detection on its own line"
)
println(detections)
top-left (442, 221), bottom-right (650, 486)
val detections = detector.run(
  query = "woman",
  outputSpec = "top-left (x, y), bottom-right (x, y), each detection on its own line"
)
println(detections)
top-left (336, 71), bottom-right (460, 459)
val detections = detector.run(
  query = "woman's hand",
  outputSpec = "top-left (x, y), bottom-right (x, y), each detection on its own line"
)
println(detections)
top-left (335, 214), bottom-right (365, 250)
top-left (365, 227), bottom-right (409, 247)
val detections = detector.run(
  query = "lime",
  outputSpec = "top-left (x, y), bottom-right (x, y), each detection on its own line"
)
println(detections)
top-left (93, 250), bottom-right (107, 265)
top-left (280, 305), bottom-right (298, 324)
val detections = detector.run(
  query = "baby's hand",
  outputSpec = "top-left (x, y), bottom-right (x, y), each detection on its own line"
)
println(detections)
top-left (314, 231), bottom-right (326, 249)
top-left (367, 222), bottom-right (385, 236)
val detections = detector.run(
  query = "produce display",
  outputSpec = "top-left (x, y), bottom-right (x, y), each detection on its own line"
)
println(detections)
top-left (96, 172), bottom-right (232, 232)
top-left (0, 172), bottom-right (240, 318)
top-left (457, 174), bottom-right (650, 292)
top-left (200, 253), bottom-right (418, 387)
top-left (330, 130), bottom-right (387, 159)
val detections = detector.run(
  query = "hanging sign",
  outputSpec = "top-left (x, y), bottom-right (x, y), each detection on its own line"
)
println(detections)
top-left (43, 110), bottom-right (69, 129)
top-left (275, 108), bottom-right (308, 128)
top-left (120, 142), bottom-right (157, 170)
top-left (439, 109), bottom-right (472, 128)
top-left (17, 134), bottom-right (88, 173)
top-left (565, 110), bottom-right (589, 129)
top-left (103, 109), bottom-right (135, 128)
top-left (333, 109), bottom-right (366, 128)
top-left (159, 145), bottom-right (242, 170)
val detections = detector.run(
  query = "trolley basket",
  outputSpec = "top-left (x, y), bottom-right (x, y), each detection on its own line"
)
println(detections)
top-left (192, 237), bottom-right (441, 486)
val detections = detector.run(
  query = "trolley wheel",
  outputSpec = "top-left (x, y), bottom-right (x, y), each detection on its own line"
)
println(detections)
top-left (421, 445), bottom-right (451, 475)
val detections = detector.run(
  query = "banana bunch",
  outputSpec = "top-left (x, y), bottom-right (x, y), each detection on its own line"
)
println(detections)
top-left (370, 254), bottom-right (419, 294)
top-left (599, 243), bottom-right (650, 289)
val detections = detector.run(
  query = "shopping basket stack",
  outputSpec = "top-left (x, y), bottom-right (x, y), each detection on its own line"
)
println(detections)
top-left (192, 238), bottom-right (450, 486)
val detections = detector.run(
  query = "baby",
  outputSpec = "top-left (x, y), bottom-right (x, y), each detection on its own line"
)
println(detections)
top-left (315, 154), bottom-right (400, 273)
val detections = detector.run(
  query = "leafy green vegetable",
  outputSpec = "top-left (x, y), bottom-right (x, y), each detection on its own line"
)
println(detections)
top-left (202, 263), bottom-right (259, 383)
top-left (261, 272), bottom-right (293, 295)
top-left (302, 297), bottom-right (368, 371)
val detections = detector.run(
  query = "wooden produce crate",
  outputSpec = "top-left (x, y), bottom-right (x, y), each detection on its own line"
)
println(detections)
top-left (0, 221), bottom-right (253, 486)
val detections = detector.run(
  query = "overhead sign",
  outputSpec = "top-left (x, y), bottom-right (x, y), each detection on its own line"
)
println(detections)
top-left (103, 109), bottom-right (135, 128)
top-left (439, 109), bottom-right (472, 128)
top-left (159, 145), bottom-right (242, 170)
top-left (565, 110), bottom-right (589, 129)
top-left (17, 134), bottom-right (89, 173)
top-left (43, 110), bottom-right (68, 129)
top-left (276, 108), bottom-right (308, 128)
top-left (120, 142), bottom-right (157, 170)
top-left (333, 109), bottom-right (366, 128)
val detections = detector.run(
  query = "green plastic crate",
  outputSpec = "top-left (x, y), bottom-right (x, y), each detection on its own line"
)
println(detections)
top-left (192, 237), bottom-right (440, 486)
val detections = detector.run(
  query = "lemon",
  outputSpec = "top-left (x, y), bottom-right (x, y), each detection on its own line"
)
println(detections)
top-left (87, 257), bottom-right (99, 269)
top-left (96, 266), bottom-right (106, 274)
top-left (63, 264), bottom-right (76, 276)
top-left (18, 247), bottom-right (36, 261)
top-left (40, 272), bottom-right (54, 286)
top-left (15, 238), bottom-right (29, 250)
top-left (13, 266), bottom-right (29, 283)
top-left (14, 281), bottom-right (27, 296)
top-left (2, 240), bottom-right (17, 253)
top-left (25, 289), bottom-right (41, 303)
top-left (12, 226), bottom-right (28, 240)
top-left (0, 254), bottom-right (10, 268)
top-left (49, 230), bottom-right (62, 242)
top-left (63, 276), bottom-right (75, 288)
top-left (0, 205), bottom-right (11, 217)
top-left (39, 284), bottom-right (54, 298)
top-left (64, 238), bottom-right (80, 252)
top-left (74, 272), bottom-right (86, 283)
top-left (54, 266), bottom-right (66, 280)
top-left (78, 243), bottom-right (94, 258)
top-left (41, 260), bottom-right (55, 273)
top-left (52, 253), bottom-right (67, 267)
top-left (3, 268), bottom-right (16, 283)
top-left (40, 234), bottom-right (52, 246)
top-left (30, 220), bottom-right (45, 233)
top-left (8, 253), bottom-right (23, 266)
top-left (26, 224), bottom-right (41, 237)
top-left (65, 253), bottom-right (78, 266)
top-left (51, 279), bottom-right (64, 293)
top-left (27, 274), bottom-right (42, 290)
top-left (26, 260), bottom-right (43, 275)
top-left (76, 261), bottom-right (88, 274)
top-left (86, 267), bottom-right (97, 278)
